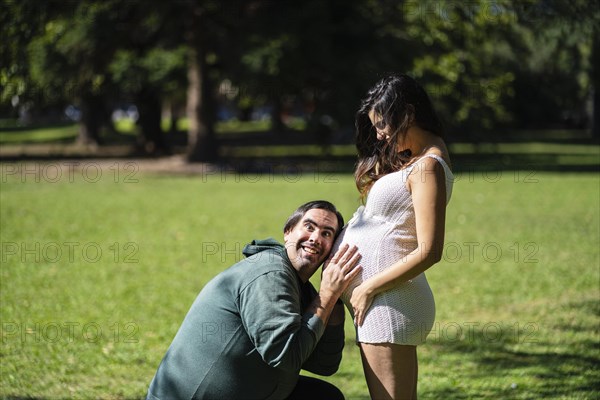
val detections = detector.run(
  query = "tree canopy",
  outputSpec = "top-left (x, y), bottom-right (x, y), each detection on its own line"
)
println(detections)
top-left (2, 0), bottom-right (598, 159)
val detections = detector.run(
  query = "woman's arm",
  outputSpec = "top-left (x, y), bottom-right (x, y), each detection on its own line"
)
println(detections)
top-left (350, 157), bottom-right (448, 326)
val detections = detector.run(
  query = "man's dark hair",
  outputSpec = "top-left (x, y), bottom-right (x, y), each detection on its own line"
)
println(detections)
top-left (283, 200), bottom-right (344, 237)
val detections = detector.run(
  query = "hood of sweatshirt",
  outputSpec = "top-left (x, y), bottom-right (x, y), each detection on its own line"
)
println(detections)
top-left (242, 237), bottom-right (285, 258)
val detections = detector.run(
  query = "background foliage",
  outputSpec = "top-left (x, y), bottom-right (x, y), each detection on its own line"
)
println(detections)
top-left (2, 0), bottom-right (598, 158)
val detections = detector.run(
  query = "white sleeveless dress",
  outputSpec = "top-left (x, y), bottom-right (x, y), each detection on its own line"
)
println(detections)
top-left (335, 154), bottom-right (453, 345)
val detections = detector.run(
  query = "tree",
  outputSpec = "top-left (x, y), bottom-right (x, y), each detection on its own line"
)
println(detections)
top-left (107, 1), bottom-right (188, 155)
top-left (1, 0), bottom-right (69, 122)
top-left (593, 24), bottom-right (600, 139)
top-left (512, 0), bottom-right (599, 132)
top-left (184, 2), bottom-right (219, 162)
top-left (402, 0), bottom-right (599, 136)
top-left (110, 47), bottom-right (187, 154)
top-left (4, 0), bottom-right (596, 157)
top-left (24, 0), bottom-right (129, 144)
top-left (222, 0), bottom-right (412, 134)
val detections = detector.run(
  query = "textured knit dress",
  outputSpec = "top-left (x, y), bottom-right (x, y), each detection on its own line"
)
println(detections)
top-left (335, 154), bottom-right (453, 345)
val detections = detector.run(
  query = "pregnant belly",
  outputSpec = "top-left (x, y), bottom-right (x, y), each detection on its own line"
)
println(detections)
top-left (333, 221), bottom-right (417, 305)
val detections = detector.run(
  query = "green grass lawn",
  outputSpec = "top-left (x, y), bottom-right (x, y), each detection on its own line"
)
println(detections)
top-left (1, 164), bottom-right (599, 399)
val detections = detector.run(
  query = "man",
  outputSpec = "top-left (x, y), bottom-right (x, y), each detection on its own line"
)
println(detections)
top-left (147, 200), bottom-right (361, 400)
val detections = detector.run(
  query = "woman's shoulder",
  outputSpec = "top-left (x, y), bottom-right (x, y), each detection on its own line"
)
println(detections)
top-left (420, 152), bottom-right (451, 168)
top-left (407, 150), bottom-right (450, 170)
top-left (406, 152), bottom-right (453, 186)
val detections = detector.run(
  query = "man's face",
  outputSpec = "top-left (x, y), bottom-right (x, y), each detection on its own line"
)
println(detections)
top-left (284, 208), bottom-right (339, 282)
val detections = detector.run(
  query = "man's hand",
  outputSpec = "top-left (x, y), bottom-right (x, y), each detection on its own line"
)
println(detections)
top-left (321, 244), bottom-right (362, 297)
top-left (306, 244), bottom-right (361, 325)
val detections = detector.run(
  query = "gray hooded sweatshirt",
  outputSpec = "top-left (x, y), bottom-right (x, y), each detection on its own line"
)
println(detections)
top-left (147, 238), bottom-right (345, 399)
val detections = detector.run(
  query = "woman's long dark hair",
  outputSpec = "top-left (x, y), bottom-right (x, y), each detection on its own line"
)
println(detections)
top-left (354, 74), bottom-right (443, 199)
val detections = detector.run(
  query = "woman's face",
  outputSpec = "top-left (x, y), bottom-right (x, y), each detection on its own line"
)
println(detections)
top-left (368, 109), bottom-right (391, 141)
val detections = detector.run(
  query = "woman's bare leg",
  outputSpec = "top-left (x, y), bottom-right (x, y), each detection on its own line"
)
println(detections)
top-left (359, 343), bottom-right (418, 400)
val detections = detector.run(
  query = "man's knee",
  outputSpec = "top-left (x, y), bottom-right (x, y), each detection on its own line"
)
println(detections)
top-left (286, 376), bottom-right (344, 400)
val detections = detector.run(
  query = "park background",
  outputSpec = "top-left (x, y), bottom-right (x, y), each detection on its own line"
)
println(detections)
top-left (1, 0), bottom-right (599, 399)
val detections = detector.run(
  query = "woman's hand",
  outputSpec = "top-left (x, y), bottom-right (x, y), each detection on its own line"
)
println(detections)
top-left (349, 281), bottom-right (375, 327)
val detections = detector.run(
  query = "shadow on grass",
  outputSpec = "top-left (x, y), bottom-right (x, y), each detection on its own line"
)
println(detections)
top-left (2, 397), bottom-right (49, 400)
top-left (217, 151), bottom-right (600, 175)
top-left (424, 299), bottom-right (600, 399)
top-left (1, 128), bottom-right (598, 173)
top-left (450, 153), bottom-right (599, 173)
top-left (211, 129), bottom-right (600, 173)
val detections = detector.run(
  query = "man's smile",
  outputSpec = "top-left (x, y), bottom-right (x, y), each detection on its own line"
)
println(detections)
top-left (301, 243), bottom-right (319, 255)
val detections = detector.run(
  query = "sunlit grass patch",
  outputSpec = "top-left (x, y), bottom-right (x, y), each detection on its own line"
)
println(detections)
top-left (0, 165), bottom-right (598, 398)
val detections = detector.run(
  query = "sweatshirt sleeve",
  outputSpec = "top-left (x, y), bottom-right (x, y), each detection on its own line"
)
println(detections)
top-left (301, 320), bottom-right (345, 376)
top-left (237, 270), bottom-right (325, 373)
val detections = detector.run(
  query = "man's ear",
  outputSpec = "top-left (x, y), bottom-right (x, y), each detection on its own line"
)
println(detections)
top-left (283, 230), bottom-right (290, 243)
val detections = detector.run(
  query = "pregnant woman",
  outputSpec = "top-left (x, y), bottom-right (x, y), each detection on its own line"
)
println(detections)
top-left (334, 74), bottom-right (454, 399)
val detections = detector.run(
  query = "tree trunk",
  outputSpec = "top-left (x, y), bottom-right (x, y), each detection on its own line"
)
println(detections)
top-left (169, 101), bottom-right (179, 134)
top-left (186, 10), bottom-right (218, 163)
top-left (592, 24), bottom-right (599, 140)
top-left (270, 96), bottom-right (286, 135)
top-left (135, 89), bottom-right (170, 155)
top-left (77, 92), bottom-right (104, 145)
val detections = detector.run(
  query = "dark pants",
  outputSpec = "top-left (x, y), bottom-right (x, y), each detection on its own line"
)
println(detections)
top-left (285, 376), bottom-right (345, 400)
